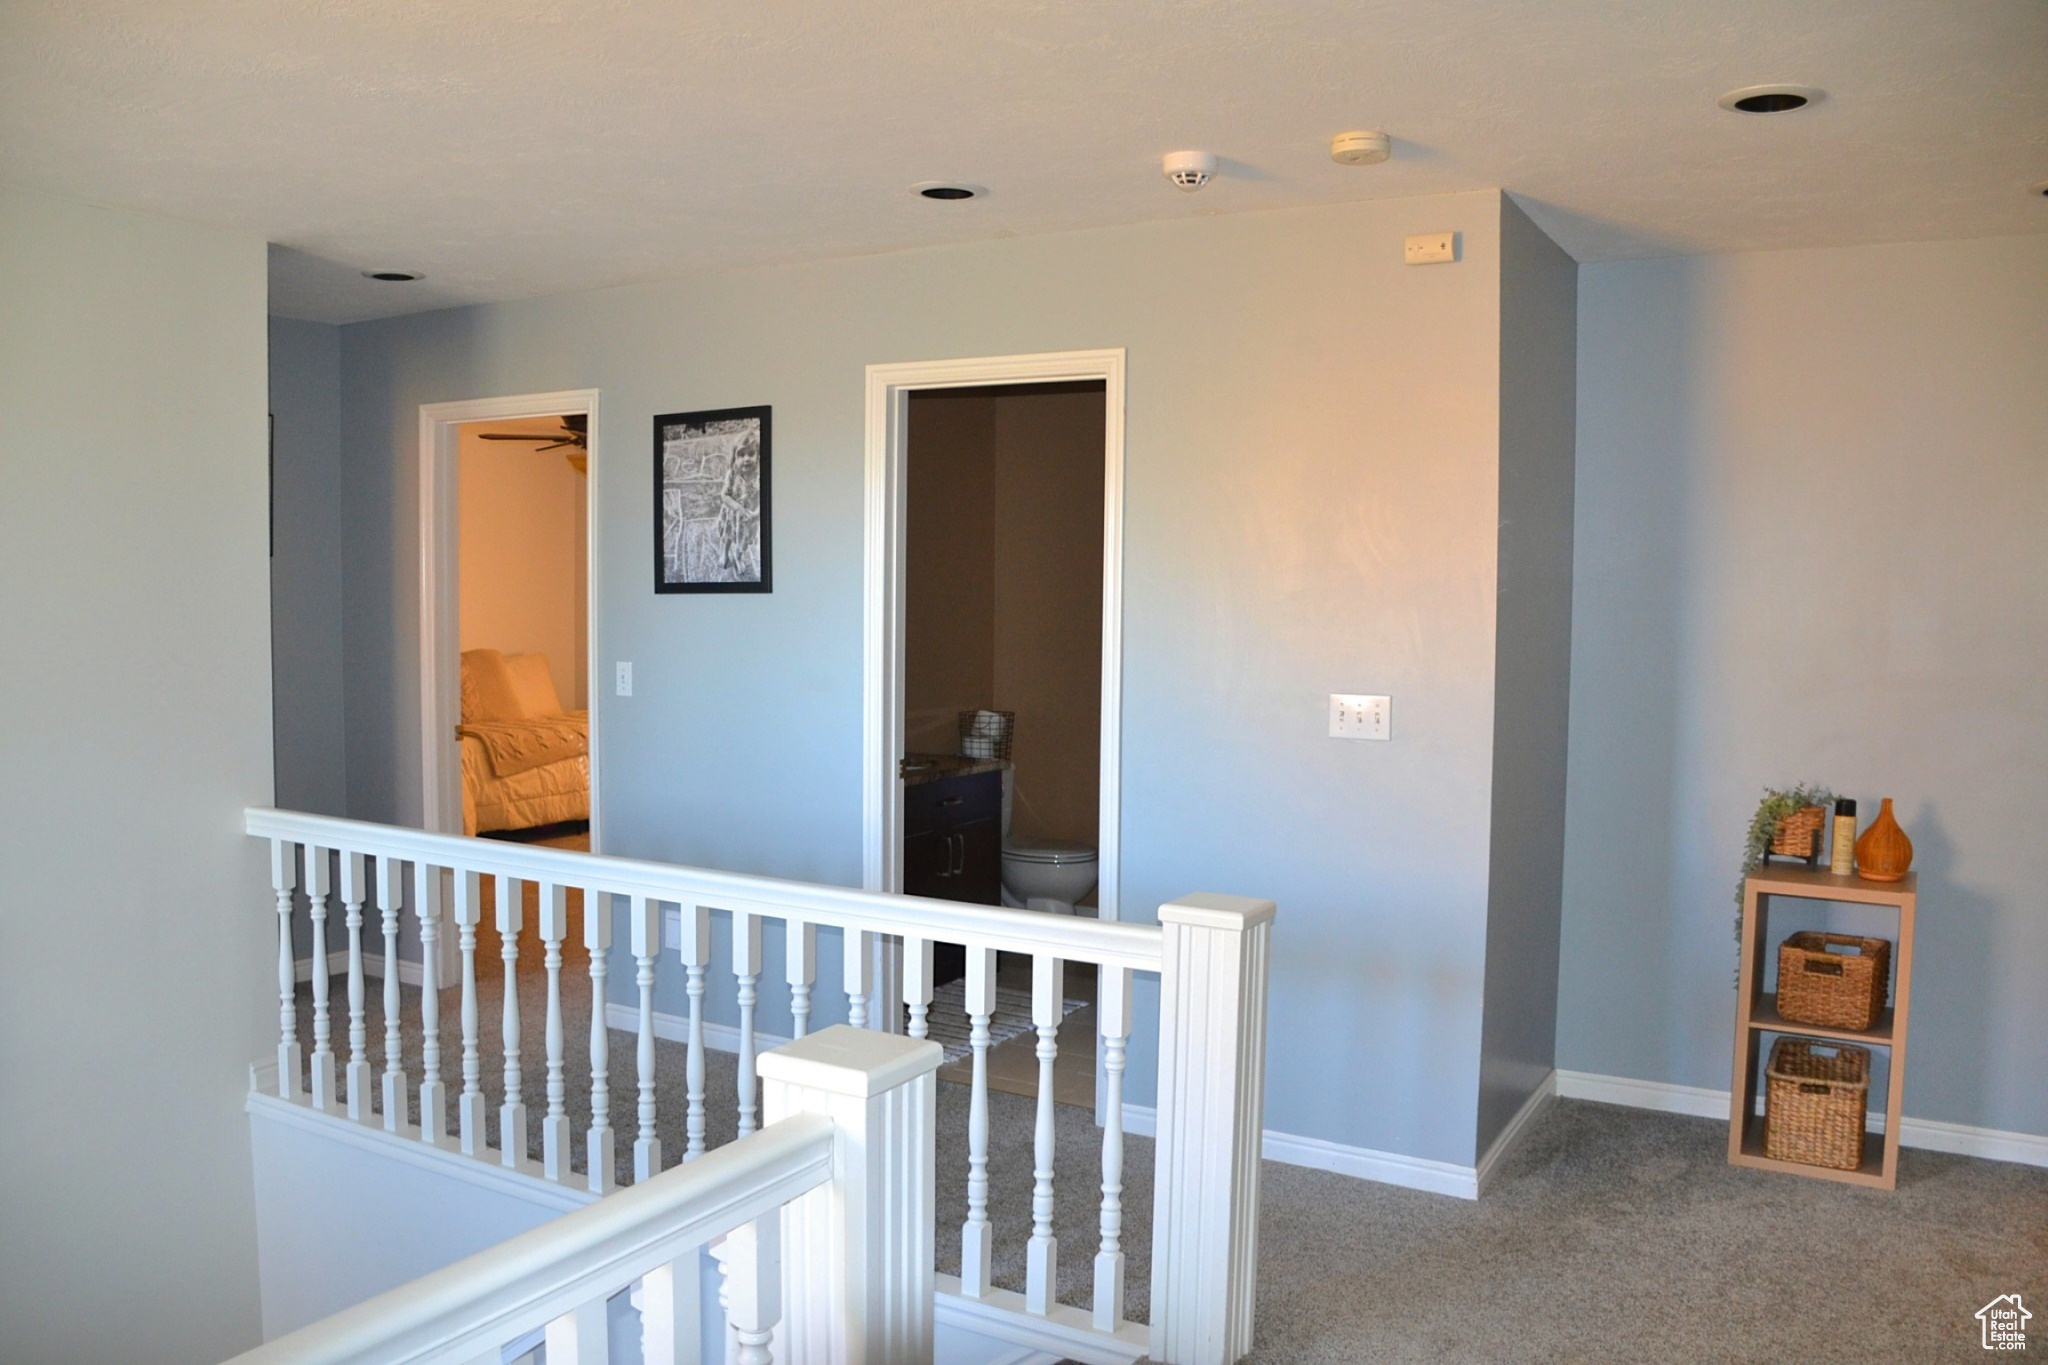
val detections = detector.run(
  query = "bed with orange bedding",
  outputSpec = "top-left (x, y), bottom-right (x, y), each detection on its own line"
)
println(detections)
top-left (458, 649), bottom-right (590, 836)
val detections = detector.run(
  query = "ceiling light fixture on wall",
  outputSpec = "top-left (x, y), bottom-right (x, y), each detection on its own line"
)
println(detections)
top-left (1717, 85), bottom-right (1824, 114)
top-left (911, 182), bottom-right (985, 201)
top-left (1163, 150), bottom-right (1216, 192)
top-left (1331, 130), bottom-right (1391, 165)
top-left (361, 269), bottom-right (422, 282)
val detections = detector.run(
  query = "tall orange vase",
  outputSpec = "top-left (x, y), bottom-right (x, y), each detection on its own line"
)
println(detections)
top-left (1854, 797), bottom-right (1913, 881)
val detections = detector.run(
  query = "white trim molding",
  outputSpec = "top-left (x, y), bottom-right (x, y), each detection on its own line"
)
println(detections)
top-left (934, 1275), bottom-right (1147, 1365)
top-left (1476, 1071), bottom-right (1558, 1195)
top-left (1555, 1069), bottom-right (2048, 1169)
top-left (416, 389), bottom-right (603, 849)
top-left (1120, 1104), bottom-right (1492, 1202)
top-left (296, 953), bottom-right (427, 988)
top-left (603, 1000), bottom-right (792, 1058)
top-left (861, 350), bottom-right (1127, 918)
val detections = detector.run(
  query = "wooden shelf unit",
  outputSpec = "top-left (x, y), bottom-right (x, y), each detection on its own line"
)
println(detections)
top-left (1729, 865), bottom-right (1916, 1189)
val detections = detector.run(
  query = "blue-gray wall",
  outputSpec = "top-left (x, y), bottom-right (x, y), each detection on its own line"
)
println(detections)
top-left (1476, 197), bottom-right (1577, 1158)
top-left (270, 315), bottom-right (349, 816)
top-left (1, 186), bottom-right (272, 1363)
top-left (332, 192), bottom-right (1527, 1165)
top-left (1560, 235), bottom-right (2048, 1139)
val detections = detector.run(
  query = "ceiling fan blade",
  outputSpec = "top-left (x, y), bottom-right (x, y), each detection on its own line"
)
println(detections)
top-left (476, 433), bottom-right (554, 442)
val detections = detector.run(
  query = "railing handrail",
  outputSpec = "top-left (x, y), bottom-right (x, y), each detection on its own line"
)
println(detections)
top-left (226, 1111), bottom-right (836, 1365)
top-left (247, 807), bottom-right (1164, 972)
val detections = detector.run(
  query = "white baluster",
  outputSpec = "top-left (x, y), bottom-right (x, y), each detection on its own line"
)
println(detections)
top-left (498, 875), bottom-right (529, 1171)
top-left (305, 845), bottom-right (334, 1109)
top-left (843, 927), bottom-right (873, 1029)
top-left (960, 944), bottom-right (997, 1297)
top-left (453, 869), bottom-right (485, 1155)
top-left (629, 895), bottom-right (663, 1183)
top-left (638, 1253), bottom-right (703, 1365)
top-left (1094, 965), bottom-right (1132, 1331)
top-left (726, 1212), bottom-right (781, 1365)
top-left (904, 938), bottom-right (934, 1040)
top-left (734, 910), bottom-right (762, 1138)
top-left (544, 1296), bottom-right (609, 1365)
top-left (785, 918), bottom-right (816, 1040)
top-left (271, 840), bottom-right (300, 1100)
top-left (1025, 952), bottom-right (1064, 1315)
top-left (340, 851), bottom-right (371, 1121)
top-left (709, 1234), bottom-right (738, 1364)
top-left (414, 861), bottom-right (446, 1146)
top-left (377, 855), bottom-right (407, 1132)
top-left (678, 904), bottom-right (710, 1160)
top-left (539, 881), bottom-right (571, 1181)
top-left (586, 886), bottom-right (615, 1195)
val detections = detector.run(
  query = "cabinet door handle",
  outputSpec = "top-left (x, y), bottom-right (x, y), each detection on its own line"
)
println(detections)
top-left (948, 833), bottom-right (965, 877)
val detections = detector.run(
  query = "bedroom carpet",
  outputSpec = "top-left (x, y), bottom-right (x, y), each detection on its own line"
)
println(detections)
top-left (293, 974), bottom-right (2044, 1362)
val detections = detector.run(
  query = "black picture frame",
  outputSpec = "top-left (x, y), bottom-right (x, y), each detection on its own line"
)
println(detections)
top-left (652, 405), bottom-right (772, 593)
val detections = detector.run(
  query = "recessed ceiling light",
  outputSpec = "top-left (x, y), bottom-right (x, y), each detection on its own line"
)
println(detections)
top-left (912, 182), bottom-right (985, 201)
top-left (362, 269), bottom-right (423, 282)
top-left (1718, 85), bottom-right (1823, 114)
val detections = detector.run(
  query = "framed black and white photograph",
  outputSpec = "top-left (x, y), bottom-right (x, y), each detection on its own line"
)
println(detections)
top-left (653, 405), bottom-right (771, 593)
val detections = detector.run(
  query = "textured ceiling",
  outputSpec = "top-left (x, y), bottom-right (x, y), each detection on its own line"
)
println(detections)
top-left (4, 1), bottom-right (2043, 322)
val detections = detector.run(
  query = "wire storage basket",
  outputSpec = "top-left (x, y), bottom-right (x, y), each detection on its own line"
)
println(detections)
top-left (1764, 1036), bottom-right (1870, 1170)
top-left (958, 710), bottom-right (1014, 761)
top-left (1776, 932), bottom-right (1890, 1031)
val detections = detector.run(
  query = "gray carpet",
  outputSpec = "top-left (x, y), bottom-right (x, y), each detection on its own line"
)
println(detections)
top-left (294, 968), bottom-right (2045, 1361)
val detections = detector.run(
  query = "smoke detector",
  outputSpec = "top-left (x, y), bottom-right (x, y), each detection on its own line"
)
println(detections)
top-left (1163, 150), bottom-right (1216, 192)
top-left (1331, 131), bottom-right (1391, 166)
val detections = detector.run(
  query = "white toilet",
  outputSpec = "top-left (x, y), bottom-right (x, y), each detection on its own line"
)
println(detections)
top-left (1000, 837), bottom-right (1098, 915)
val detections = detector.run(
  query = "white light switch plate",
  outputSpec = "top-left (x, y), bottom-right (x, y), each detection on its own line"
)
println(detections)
top-left (615, 662), bottom-right (633, 697)
top-left (1329, 693), bottom-right (1390, 740)
top-left (1404, 232), bottom-right (1457, 265)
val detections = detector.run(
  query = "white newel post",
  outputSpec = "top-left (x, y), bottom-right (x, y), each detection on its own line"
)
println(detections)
top-left (759, 1025), bottom-right (941, 1365)
top-left (1148, 894), bottom-right (1275, 1365)
top-left (272, 840), bottom-right (300, 1100)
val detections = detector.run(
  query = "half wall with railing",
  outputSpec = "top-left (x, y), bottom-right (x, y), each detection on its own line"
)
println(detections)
top-left (245, 807), bottom-right (1273, 1365)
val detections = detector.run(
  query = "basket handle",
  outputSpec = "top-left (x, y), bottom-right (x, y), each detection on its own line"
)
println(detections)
top-left (1802, 958), bottom-right (1845, 976)
top-left (1798, 1082), bottom-right (1834, 1095)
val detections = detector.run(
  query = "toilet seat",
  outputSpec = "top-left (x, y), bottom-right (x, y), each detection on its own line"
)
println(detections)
top-left (1001, 836), bottom-right (1096, 866)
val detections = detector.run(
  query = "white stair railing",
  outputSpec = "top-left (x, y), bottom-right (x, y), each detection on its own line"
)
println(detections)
top-left (249, 807), bottom-right (1272, 1365)
top-left (226, 1026), bottom-right (940, 1365)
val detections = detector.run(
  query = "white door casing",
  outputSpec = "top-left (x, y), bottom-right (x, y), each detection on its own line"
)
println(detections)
top-left (861, 349), bottom-right (1127, 919)
top-left (417, 389), bottom-right (603, 850)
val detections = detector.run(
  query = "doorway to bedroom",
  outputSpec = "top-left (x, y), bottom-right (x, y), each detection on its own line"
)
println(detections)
top-left (418, 390), bottom-right (601, 854)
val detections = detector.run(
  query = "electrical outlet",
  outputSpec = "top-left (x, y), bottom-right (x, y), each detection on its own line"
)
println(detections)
top-left (615, 661), bottom-right (633, 697)
top-left (1329, 693), bottom-right (1390, 741)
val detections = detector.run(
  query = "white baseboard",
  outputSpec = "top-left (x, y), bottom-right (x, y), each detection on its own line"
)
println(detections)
top-left (295, 954), bottom-right (428, 987)
top-left (1119, 1103), bottom-right (1484, 1201)
top-left (603, 1000), bottom-right (792, 1057)
top-left (1476, 1071), bottom-right (1558, 1195)
top-left (1555, 1069), bottom-right (2048, 1169)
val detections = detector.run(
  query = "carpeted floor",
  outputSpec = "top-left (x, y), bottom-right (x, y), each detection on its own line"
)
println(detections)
top-left (294, 968), bottom-right (2044, 1361)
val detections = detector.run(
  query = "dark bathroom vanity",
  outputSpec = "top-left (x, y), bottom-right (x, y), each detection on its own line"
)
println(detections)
top-left (901, 753), bottom-right (1005, 987)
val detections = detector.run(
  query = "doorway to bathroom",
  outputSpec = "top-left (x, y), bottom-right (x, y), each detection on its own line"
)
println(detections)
top-left (863, 349), bottom-right (1124, 1108)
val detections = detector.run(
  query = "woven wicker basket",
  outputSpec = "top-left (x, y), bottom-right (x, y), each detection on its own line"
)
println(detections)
top-left (957, 709), bottom-right (1014, 761)
top-left (1777, 932), bottom-right (1890, 1031)
top-left (1765, 1037), bottom-right (1869, 1170)
top-left (1766, 805), bottom-right (1828, 864)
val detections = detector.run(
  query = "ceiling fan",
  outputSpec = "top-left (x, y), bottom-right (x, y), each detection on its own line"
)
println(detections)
top-left (477, 414), bottom-right (587, 472)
